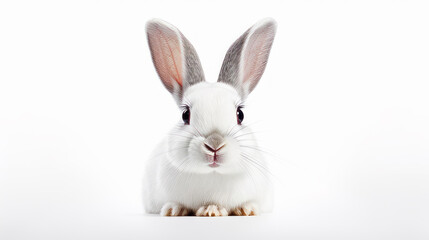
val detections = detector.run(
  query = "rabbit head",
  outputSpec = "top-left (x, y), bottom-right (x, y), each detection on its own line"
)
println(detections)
top-left (146, 18), bottom-right (276, 174)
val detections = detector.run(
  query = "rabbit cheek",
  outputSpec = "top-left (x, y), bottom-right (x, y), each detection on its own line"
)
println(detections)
top-left (217, 138), bottom-right (242, 170)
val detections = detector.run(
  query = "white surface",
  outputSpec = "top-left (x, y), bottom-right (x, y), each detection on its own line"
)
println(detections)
top-left (1, 0), bottom-right (429, 239)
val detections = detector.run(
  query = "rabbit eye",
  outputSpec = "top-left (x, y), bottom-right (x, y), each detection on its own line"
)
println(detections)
top-left (182, 107), bottom-right (190, 125)
top-left (236, 107), bottom-right (244, 125)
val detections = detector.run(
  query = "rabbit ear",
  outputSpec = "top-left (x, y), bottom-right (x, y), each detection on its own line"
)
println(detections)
top-left (218, 18), bottom-right (277, 98)
top-left (146, 19), bottom-right (205, 104)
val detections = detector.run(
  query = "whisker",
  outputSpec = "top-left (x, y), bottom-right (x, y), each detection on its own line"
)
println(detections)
top-left (189, 124), bottom-right (204, 138)
top-left (234, 131), bottom-right (260, 139)
top-left (235, 138), bottom-right (256, 143)
top-left (241, 152), bottom-right (273, 175)
top-left (149, 146), bottom-right (190, 159)
top-left (226, 124), bottom-right (240, 137)
top-left (240, 153), bottom-right (273, 184)
top-left (239, 144), bottom-right (276, 158)
top-left (172, 126), bottom-right (198, 138)
top-left (168, 133), bottom-right (193, 139)
top-left (238, 161), bottom-right (258, 192)
top-left (230, 121), bottom-right (262, 137)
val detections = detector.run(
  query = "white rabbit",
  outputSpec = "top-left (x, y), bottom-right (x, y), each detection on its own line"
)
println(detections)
top-left (143, 18), bottom-right (277, 216)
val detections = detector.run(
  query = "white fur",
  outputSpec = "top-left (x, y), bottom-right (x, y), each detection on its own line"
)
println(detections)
top-left (143, 82), bottom-right (273, 214)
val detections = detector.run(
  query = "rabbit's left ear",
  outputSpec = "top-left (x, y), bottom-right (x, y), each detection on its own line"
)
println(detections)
top-left (146, 19), bottom-right (205, 105)
top-left (218, 18), bottom-right (277, 98)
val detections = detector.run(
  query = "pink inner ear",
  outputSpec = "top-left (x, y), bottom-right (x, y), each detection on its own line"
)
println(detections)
top-left (147, 24), bottom-right (183, 89)
top-left (239, 21), bottom-right (276, 95)
top-left (242, 30), bottom-right (270, 85)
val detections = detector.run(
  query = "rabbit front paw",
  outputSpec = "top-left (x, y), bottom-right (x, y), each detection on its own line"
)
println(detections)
top-left (230, 202), bottom-right (259, 216)
top-left (196, 205), bottom-right (228, 217)
top-left (160, 202), bottom-right (191, 216)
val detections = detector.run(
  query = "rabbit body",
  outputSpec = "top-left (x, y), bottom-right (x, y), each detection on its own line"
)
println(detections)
top-left (143, 135), bottom-right (272, 214)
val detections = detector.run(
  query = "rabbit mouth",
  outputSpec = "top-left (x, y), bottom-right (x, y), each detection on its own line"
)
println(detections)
top-left (208, 162), bottom-right (220, 168)
top-left (206, 154), bottom-right (223, 168)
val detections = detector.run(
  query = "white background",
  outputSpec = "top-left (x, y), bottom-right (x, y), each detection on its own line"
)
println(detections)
top-left (1, 0), bottom-right (429, 239)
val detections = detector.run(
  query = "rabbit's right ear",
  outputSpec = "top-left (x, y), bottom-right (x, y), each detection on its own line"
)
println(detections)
top-left (218, 18), bottom-right (277, 99)
top-left (146, 19), bottom-right (205, 104)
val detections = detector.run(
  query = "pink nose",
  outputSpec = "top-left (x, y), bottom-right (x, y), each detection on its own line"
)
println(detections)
top-left (204, 143), bottom-right (225, 153)
top-left (204, 132), bottom-right (225, 153)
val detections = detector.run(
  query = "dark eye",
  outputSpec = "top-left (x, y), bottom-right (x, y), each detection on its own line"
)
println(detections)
top-left (182, 107), bottom-right (190, 125)
top-left (236, 107), bottom-right (244, 125)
